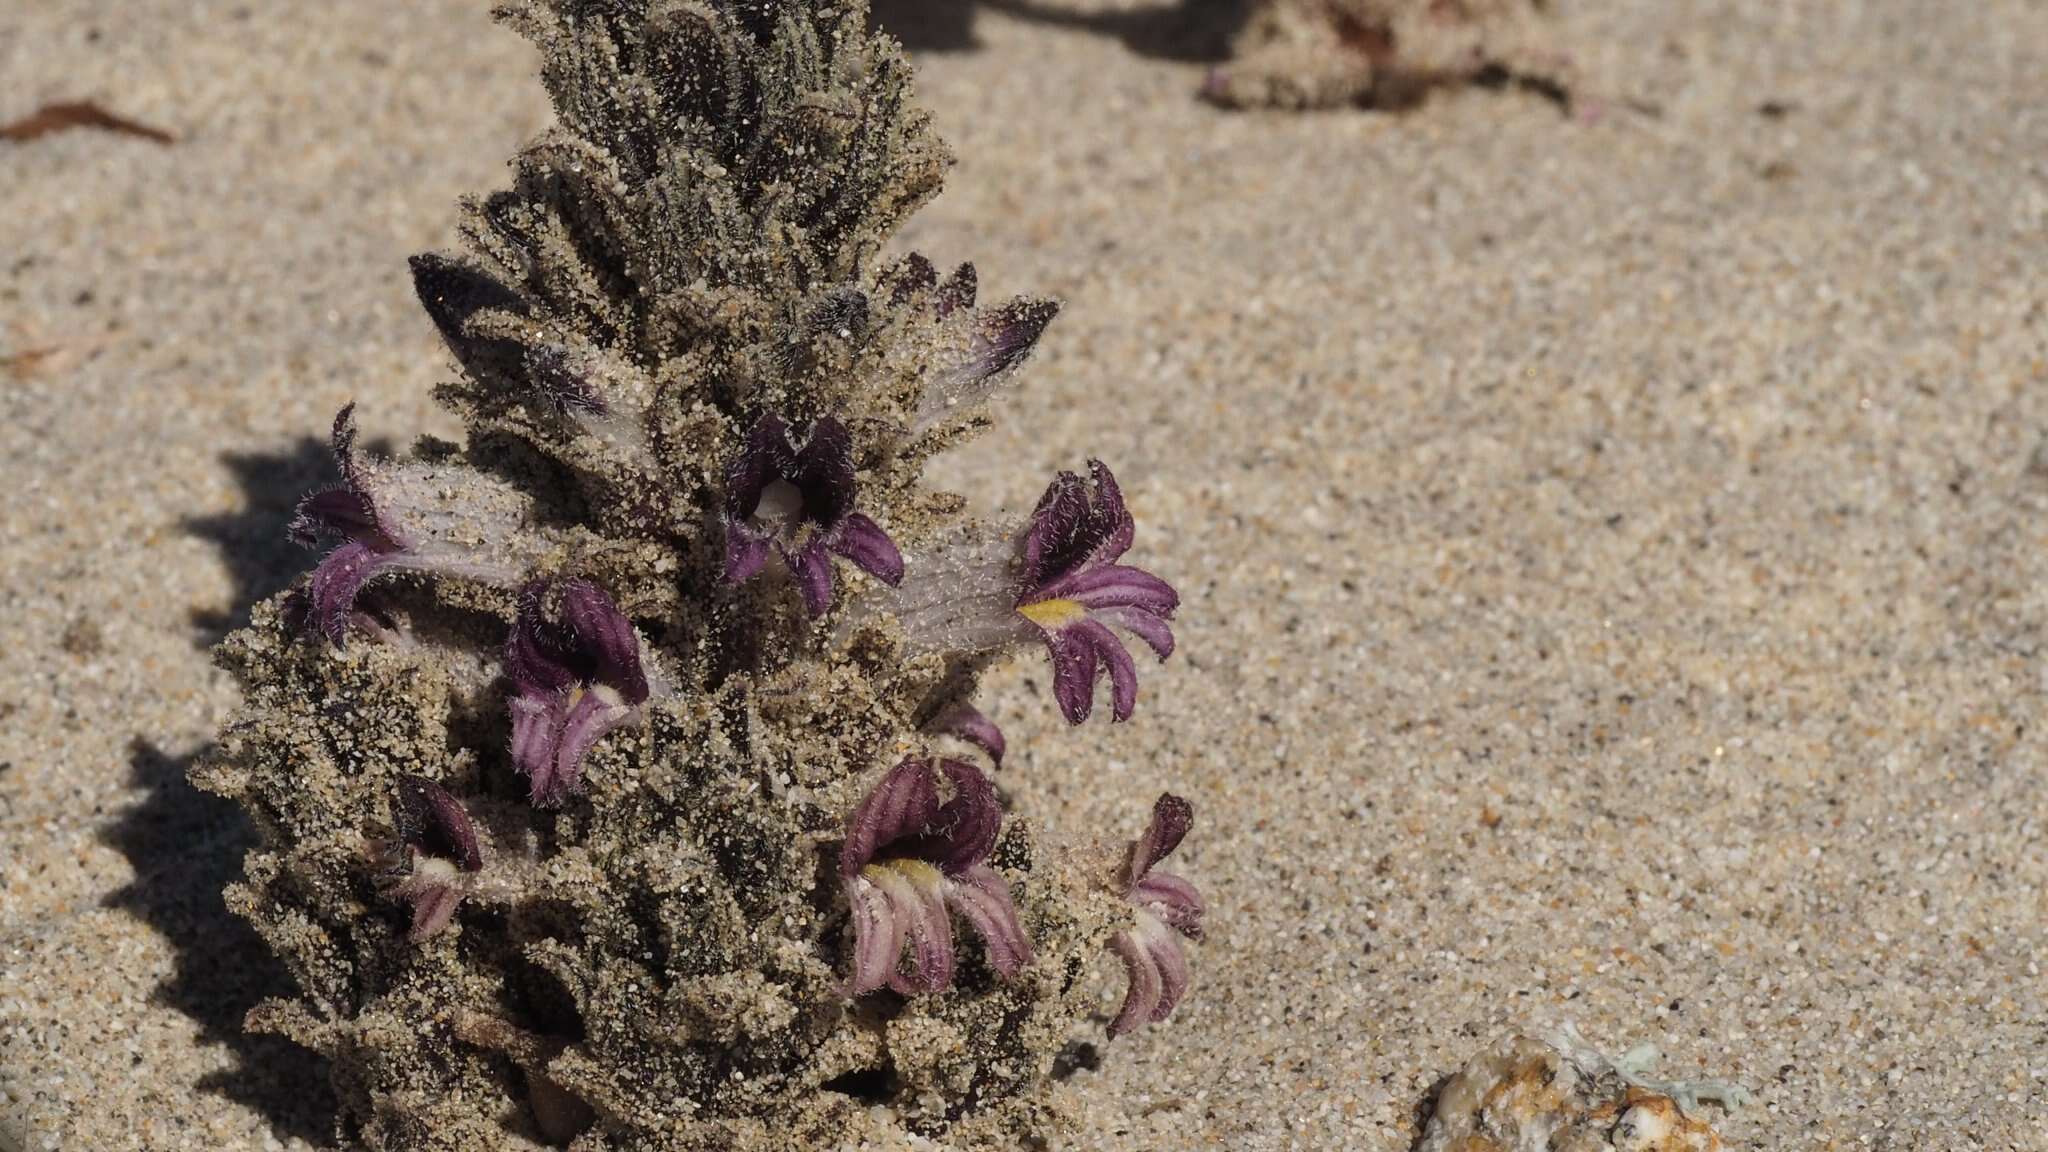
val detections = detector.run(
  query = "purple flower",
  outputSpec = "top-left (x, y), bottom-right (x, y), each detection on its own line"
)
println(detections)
top-left (1110, 794), bottom-right (1204, 1037)
top-left (288, 404), bottom-right (531, 645)
top-left (503, 579), bottom-right (650, 807)
top-left (1015, 461), bottom-right (1179, 724)
top-left (722, 414), bottom-right (904, 616)
top-left (287, 405), bottom-right (414, 646)
top-left (840, 757), bottom-right (1032, 996)
top-left (385, 775), bottom-right (484, 942)
top-left (890, 255), bottom-right (1062, 436)
top-left (851, 461), bottom-right (1180, 724)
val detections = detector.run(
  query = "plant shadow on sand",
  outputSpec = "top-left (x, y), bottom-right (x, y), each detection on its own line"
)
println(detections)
top-left (115, 439), bottom-right (355, 1140)
top-left (100, 741), bottom-right (338, 1147)
top-left (181, 436), bottom-right (339, 647)
top-left (873, 0), bottom-right (1248, 63)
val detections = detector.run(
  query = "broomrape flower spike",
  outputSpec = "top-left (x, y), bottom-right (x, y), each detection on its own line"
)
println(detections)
top-left (197, 1), bottom-right (1207, 1142)
top-left (504, 579), bottom-right (650, 807)
top-left (723, 414), bottom-right (904, 616)
top-left (841, 757), bottom-right (1032, 996)
top-left (1017, 461), bottom-right (1179, 724)
top-left (1110, 793), bottom-right (1204, 1037)
top-left (385, 775), bottom-right (484, 942)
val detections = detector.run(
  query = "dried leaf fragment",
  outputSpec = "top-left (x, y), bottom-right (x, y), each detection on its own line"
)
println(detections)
top-left (1, 101), bottom-right (175, 145)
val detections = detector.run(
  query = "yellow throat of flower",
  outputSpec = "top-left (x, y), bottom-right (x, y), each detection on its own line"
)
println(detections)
top-left (865, 858), bottom-right (945, 888)
top-left (1017, 598), bottom-right (1088, 630)
top-left (564, 683), bottom-right (626, 710)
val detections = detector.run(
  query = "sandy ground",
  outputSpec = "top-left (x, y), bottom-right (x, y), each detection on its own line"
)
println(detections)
top-left (2, 1), bottom-right (2045, 1148)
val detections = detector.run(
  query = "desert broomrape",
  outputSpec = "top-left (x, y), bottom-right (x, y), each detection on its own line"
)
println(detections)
top-left (196, 2), bottom-right (1203, 1148)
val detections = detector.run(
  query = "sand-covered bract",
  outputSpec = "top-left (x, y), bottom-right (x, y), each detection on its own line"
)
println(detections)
top-left (193, 2), bottom-right (1200, 1148)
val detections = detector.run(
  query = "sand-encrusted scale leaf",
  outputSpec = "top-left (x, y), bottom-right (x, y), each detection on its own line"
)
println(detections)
top-left (411, 253), bottom-right (533, 388)
top-left (640, 4), bottom-right (755, 152)
top-left (511, 132), bottom-right (646, 347)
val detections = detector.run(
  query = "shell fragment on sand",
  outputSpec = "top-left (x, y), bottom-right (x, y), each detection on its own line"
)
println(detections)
top-left (1418, 1027), bottom-right (1747, 1152)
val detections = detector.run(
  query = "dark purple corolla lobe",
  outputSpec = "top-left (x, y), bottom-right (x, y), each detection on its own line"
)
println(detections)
top-left (885, 252), bottom-right (938, 305)
top-left (840, 757), bottom-right (1032, 996)
top-left (908, 259), bottom-right (1061, 435)
top-left (416, 255), bottom-right (611, 419)
top-left (287, 405), bottom-right (400, 551)
top-left (395, 775), bottom-right (483, 870)
top-left (504, 579), bottom-right (650, 807)
top-left (722, 414), bottom-right (904, 616)
top-left (288, 404), bottom-right (412, 646)
top-left (1015, 461), bottom-right (1179, 724)
top-left (1110, 793), bottom-right (1203, 1037)
top-left (387, 775), bottom-right (484, 942)
top-left (286, 404), bottom-right (536, 646)
top-left (925, 701), bottom-right (1006, 767)
top-left (279, 588), bottom-right (401, 647)
top-left (967, 298), bottom-right (1061, 388)
top-left (933, 261), bottom-right (976, 318)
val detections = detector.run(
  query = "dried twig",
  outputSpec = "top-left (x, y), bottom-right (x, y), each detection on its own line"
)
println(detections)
top-left (1, 348), bottom-right (65, 382)
top-left (1, 101), bottom-right (175, 145)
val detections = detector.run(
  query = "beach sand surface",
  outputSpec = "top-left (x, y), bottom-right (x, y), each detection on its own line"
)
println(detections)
top-left (2, 0), bottom-right (2044, 1148)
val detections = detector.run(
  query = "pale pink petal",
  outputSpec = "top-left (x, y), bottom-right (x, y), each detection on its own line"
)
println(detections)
top-left (541, 690), bottom-right (631, 806)
top-left (884, 872), bottom-right (955, 995)
top-left (1145, 925), bottom-right (1192, 1025)
top-left (1109, 928), bottom-right (1162, 1038)
top-left (846, 878), bottom-right (905, 996)
top-left (407, 884), bottom-right (464, 942)
top-left (946, 864), bottom-right (1032, 979)
top-left (508, 695), bottom-right (564, 801)
top-left (1133, 873), bottom-right (1205, 940)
